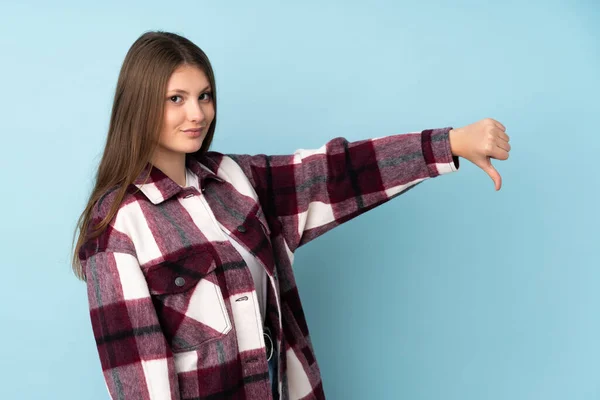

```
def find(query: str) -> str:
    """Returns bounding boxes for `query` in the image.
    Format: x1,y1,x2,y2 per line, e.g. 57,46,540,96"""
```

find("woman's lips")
183,128,203,138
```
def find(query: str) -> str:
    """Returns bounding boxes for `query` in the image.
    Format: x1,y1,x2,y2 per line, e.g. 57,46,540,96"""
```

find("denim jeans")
268,349,279,399
265,326,279,399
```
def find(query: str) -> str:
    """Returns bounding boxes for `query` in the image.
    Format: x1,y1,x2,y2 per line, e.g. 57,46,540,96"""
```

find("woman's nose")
188,101,205,122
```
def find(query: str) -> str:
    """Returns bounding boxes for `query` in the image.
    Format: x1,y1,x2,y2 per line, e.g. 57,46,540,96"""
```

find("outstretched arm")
228,126,460,252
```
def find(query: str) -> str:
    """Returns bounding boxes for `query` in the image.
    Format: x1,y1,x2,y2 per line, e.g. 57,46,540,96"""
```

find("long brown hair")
71,31,218,280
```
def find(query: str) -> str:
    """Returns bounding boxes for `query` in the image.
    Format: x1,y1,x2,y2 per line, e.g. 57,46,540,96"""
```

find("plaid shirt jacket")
79,127,459,400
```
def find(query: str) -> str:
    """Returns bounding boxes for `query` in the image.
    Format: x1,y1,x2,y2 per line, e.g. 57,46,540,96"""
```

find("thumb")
476,157,502,191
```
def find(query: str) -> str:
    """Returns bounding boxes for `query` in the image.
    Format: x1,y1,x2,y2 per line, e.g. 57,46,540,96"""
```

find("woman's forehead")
167,65,210,91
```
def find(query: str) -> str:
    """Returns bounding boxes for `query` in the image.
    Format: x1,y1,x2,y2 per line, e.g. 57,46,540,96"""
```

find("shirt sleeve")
227,127,459,252
84,251,180,399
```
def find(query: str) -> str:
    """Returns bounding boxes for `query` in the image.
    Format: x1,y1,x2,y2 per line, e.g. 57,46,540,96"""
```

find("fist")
449,118,511,191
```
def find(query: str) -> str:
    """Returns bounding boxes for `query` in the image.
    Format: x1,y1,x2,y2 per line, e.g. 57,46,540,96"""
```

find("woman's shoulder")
88,184,142,238
80,186,138,261
92,185,130,220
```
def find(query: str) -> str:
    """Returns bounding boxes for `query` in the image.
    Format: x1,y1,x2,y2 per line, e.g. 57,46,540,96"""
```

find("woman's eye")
169,93,211,103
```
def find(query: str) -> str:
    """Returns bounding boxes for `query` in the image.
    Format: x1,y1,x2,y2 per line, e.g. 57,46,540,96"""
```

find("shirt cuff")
421,127,460,177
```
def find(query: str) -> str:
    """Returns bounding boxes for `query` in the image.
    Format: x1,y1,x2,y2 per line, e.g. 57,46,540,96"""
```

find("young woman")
72,31,511,400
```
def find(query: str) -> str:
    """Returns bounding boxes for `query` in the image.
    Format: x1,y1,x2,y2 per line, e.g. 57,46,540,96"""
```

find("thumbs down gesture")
449,118,511,191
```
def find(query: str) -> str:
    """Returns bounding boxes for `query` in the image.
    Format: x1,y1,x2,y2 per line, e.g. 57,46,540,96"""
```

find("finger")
488,119,506,132
491,146,510,160
474,157,502,191
496,140,511,153
496,130,510,142
483,161,502,191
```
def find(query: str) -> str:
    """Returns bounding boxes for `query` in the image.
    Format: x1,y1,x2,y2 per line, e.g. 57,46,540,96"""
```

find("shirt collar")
132,154,224,205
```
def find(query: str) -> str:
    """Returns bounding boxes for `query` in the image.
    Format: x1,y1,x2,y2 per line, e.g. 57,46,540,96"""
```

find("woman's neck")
150,150,187,187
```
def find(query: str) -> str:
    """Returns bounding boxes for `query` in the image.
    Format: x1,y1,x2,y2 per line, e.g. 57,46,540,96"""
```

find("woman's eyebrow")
168,86,212,94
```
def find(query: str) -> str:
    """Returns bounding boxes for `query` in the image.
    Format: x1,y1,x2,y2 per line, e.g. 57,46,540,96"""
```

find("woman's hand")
449,118,511,191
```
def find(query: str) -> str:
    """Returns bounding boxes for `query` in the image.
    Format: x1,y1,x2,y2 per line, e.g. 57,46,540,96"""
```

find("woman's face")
154,64,215,161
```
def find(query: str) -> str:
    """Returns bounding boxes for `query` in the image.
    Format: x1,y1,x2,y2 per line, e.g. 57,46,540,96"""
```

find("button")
184,193,194,198
201,187,206,193
174,277,185,287
237,225,247,233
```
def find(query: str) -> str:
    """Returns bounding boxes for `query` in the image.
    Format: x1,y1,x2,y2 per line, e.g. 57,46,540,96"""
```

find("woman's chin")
182,139,204,153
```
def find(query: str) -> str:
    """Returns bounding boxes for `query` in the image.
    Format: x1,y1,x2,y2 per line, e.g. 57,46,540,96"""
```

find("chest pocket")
145,250,232,353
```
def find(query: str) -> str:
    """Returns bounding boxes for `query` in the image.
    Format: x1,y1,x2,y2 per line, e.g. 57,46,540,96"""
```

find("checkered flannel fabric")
80,128,459,399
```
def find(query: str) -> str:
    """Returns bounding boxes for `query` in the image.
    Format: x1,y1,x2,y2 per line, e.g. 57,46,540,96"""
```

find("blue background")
1,1,598,399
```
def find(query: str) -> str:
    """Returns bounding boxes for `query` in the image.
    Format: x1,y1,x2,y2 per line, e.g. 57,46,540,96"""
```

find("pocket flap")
146,251,216,295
